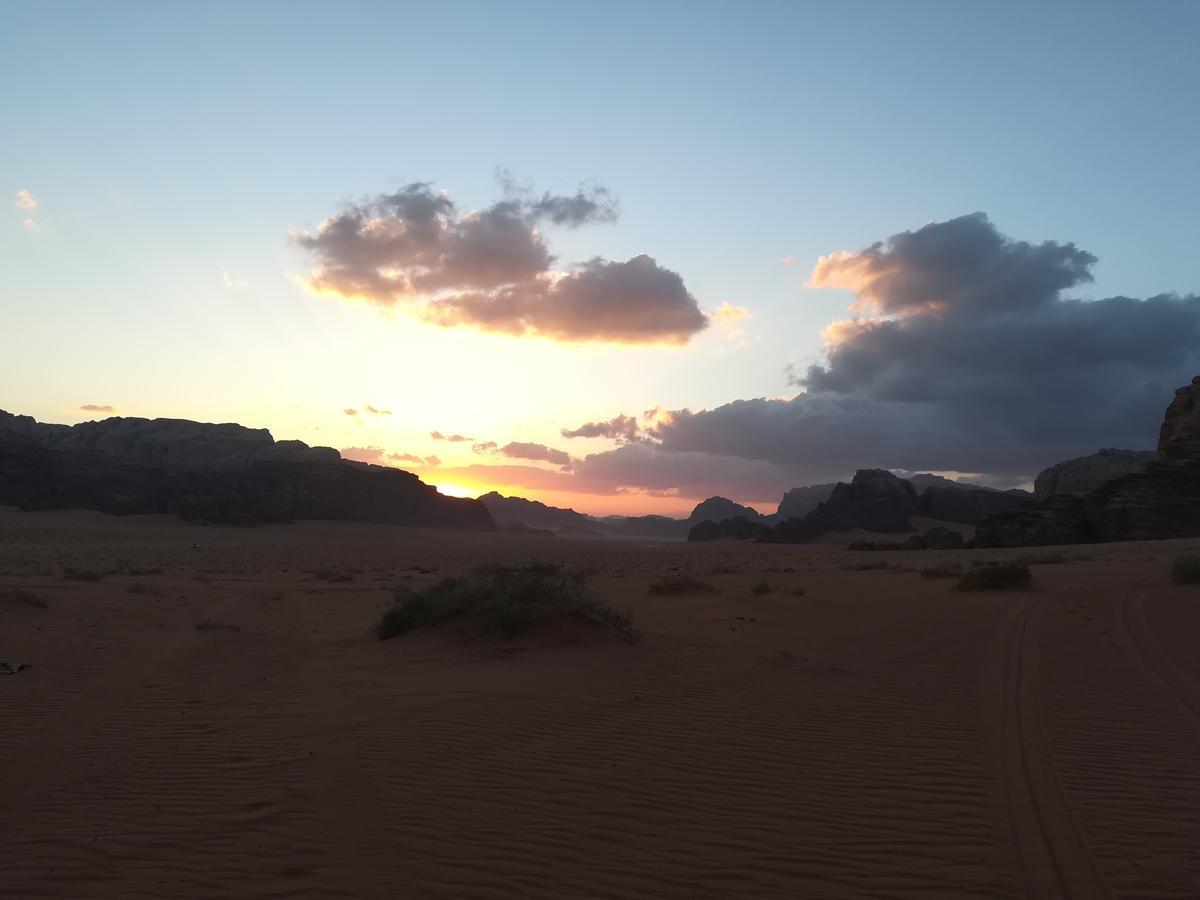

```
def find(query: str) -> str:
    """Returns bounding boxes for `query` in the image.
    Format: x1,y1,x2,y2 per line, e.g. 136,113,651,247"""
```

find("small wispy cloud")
222,271,248,290
364,404,392,415
22,219,40,232
13,189,38,210
431,430,473,442
79,404,117,414
344,408,359,416
781,255,798,265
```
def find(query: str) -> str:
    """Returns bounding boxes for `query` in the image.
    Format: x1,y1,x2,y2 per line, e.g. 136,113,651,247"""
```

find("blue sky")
3,1,1198,515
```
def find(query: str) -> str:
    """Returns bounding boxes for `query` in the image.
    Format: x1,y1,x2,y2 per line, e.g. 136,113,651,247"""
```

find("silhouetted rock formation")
600,515,691,539
918,485,1028,524
769,483,837,522
805,469,921,534
687,515,772,542
687,496,763,525
1033,449,1155,500
1158,376,1200,460
0,411,493,529
976,376,1200,547
479,491,595,532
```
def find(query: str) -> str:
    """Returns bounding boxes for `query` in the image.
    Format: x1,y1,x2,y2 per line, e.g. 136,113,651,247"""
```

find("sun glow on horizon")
434,482,476,499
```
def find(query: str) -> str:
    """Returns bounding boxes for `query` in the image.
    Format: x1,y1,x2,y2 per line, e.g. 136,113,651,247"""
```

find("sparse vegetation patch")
1,589,49,609
1169,556,1200,585
920,563,962,579
377,567,634,641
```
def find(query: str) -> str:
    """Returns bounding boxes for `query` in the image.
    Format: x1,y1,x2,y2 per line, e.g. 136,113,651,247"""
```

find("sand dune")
3,507,1199,898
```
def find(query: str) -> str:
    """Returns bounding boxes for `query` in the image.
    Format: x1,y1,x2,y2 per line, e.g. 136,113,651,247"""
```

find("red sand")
2,507,1199,898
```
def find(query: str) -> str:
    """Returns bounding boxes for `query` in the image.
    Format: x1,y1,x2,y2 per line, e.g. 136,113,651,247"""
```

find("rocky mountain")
478,491,595,531
0,411,493,529
1033,448,1156,500
976,376,1200,547
918,485,1028,524
769,484,837,522
687,496,763,524
688,515,771,542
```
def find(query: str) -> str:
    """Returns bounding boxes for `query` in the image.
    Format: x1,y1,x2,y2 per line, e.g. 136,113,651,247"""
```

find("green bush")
1170,556,1200,584
648,574,716,595
377,567,634,641
956,562,1033,591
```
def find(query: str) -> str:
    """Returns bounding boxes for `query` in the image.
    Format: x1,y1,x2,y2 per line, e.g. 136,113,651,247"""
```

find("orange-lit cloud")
344,408,359,416
364,404,391,415
79,404,117,413
13,189,38,210
431,430,473,442
293,178,709,345
500,441,572,467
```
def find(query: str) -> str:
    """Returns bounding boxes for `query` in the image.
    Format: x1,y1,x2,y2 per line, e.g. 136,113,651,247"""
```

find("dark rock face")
600,515,691,539
977,375,1200,547
918,485,1028,524
770,483,837,522
807,469,920,534
1033,449,1156,500
687,515,771,542
0,410,493,529
1159,376,1200,460
687,496,763,525
479,491,595,532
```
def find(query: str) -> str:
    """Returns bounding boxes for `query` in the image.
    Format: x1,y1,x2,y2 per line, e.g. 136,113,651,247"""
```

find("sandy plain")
2,506,1200,899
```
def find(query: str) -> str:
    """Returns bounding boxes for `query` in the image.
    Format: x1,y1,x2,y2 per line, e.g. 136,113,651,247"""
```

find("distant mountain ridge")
0,410,493,529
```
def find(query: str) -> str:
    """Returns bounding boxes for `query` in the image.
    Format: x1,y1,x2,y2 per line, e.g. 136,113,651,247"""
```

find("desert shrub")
956,562,1033,591
708,564,740,575
1,588,49,609
1169,556,1200,585
648,574,716,595
920,563,962,579
377,567,634,641
751,581,771,596
127,565,164,576
62,568,103,582
472,560,561,577
126,581,157,595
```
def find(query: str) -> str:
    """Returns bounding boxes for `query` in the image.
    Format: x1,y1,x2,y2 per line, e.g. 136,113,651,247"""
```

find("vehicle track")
1000,597,1111,900
1120,588,1200,725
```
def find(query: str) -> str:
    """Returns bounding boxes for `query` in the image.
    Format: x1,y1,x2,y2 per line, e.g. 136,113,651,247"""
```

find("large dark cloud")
582,214,1200,489
294,178,707,345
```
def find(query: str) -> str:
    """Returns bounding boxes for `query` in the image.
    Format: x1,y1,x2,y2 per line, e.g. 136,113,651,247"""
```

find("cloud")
222,271,248,290
431,430,473,442
293,178,708,345
344,408,359,416
712,302,750,322
364,404,392,415
342,446,441,468
13,189,38,210
561,413,641,442
500,441,572,467
639,213,1200,481
472,440,498,454
22,218,40,232
79,404,116,414
781,256,798,265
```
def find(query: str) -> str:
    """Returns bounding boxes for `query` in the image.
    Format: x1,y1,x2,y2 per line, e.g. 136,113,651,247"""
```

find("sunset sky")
4,2,1199,516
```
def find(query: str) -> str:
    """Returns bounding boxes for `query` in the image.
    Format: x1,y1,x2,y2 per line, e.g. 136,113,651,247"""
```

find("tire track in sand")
1000,597,1111,900
1120,588,1200,725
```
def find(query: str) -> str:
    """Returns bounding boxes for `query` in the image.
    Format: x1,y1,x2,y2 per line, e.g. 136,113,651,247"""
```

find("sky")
3,1,1199,517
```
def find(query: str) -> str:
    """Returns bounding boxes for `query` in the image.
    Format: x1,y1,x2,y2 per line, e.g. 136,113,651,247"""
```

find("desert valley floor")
2,507,1200,899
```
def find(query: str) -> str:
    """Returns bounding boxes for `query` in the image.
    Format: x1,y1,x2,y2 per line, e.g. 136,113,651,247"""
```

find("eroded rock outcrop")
0,410,493,529
976,376,1200,547
1033,448,1155,500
